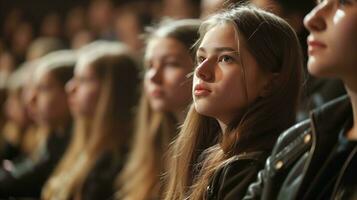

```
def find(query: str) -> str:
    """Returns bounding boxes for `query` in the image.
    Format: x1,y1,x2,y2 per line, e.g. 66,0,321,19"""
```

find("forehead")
34,68,57,86
75,57,94,76
199,23,239,51
33,66,50,83
145,37,188,60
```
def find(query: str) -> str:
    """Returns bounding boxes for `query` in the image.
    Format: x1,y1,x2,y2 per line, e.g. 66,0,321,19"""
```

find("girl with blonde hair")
0,50,75,197
116,19,201,200
42,41,140,200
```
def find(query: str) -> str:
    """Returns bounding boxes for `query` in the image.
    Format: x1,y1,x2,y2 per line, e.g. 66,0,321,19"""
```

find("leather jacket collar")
297,95,352,199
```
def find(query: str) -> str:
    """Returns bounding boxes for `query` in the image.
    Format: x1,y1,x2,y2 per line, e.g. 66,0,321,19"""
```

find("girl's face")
144,37,193,114
5,92,27,126
304,0,357,82
193,23,271,125
66,63,101,117
33,70,70,127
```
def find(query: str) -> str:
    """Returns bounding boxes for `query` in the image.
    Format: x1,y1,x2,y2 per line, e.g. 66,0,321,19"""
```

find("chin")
194,103,214,117
150,103,167,112
307,60,336,78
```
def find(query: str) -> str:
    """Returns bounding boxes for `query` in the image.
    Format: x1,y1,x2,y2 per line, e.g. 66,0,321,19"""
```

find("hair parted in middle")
164,5,303,200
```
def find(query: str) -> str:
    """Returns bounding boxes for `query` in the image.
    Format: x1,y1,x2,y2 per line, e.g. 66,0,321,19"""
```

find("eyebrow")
197,47,238,54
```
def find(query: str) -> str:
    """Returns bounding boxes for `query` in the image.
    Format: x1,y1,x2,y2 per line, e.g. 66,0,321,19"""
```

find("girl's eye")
196,56,205,64
219,55,234,64
164,61,180,68
337,0,353,6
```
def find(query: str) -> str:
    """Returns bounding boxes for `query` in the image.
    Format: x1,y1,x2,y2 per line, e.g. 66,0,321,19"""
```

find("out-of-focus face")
193,23,271,124
304,0,357,82
144,37,194,114
5,91,27,126
33,70,70,127
66,63,101,118
200,0,225,19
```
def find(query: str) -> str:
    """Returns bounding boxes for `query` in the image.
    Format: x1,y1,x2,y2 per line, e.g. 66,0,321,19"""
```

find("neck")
218,120,228,133
345,81,357,140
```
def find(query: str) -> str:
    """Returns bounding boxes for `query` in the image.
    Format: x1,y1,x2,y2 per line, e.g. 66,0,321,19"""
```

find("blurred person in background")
1,8,24,45
64,6,88,42
42,41,140,200
10,21,34,64
70,30,95,50
161,0,201,19
116,19,200,200
113,4,146,55
26,37,65,61
1,37,68,162
87,0,115,39
1,62,39,161
200,0,226,18
0,50,16,86
0,50,75,198
40,12,63,38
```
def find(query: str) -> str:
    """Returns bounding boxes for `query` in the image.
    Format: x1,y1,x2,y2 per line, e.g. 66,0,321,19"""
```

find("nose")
304,2,328,32
146,65,163,84
27,88,37,109
65,78,77,95
195,59,213,82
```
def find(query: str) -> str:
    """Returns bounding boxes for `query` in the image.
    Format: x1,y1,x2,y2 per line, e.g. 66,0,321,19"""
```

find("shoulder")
208,152,269,200
266,119,312,175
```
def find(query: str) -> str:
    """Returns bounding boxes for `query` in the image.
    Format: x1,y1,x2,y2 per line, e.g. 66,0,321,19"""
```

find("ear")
260,73,279,97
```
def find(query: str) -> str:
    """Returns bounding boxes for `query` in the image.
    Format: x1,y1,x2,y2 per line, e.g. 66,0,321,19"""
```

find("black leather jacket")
205,151,269,200
244,95,356,200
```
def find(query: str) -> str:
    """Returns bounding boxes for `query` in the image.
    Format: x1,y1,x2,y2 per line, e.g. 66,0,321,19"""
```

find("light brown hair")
42,43,140,200
116,19,201,200
165,5,303,199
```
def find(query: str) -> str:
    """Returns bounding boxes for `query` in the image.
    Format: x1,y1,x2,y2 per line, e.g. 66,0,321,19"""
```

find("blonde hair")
165,6,303,199
42,42,140,200
116,19,201,200
2,51,75,160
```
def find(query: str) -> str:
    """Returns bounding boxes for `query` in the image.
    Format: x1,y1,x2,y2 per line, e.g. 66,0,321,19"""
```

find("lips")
307,36,327,55
194,83,211,96
149,88,164,98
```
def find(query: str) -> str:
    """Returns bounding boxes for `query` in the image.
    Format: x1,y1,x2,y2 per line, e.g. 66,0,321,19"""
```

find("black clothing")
80,152,125,200
0,128,71,198
244,95,357,200
205,151,269,200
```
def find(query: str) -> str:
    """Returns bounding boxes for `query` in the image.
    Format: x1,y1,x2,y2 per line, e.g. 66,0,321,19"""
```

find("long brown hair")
165,5,303,199
42,42,140,200
116,19,201,200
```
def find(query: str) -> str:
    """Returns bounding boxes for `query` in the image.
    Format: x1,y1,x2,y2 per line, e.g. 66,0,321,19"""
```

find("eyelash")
196,55,236,65
218,55,234,63
196,56,205,65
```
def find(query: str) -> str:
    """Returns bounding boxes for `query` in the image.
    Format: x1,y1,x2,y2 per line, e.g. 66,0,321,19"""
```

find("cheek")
143,77,151,95
38,93,64,117
164,70,189,90
165,70,192,102
335,19,357,63
79,87,100,113
309,17,357,77
220,77,246,106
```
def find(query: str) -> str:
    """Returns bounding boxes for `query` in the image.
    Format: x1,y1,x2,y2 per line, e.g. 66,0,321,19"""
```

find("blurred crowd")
0,0,354,199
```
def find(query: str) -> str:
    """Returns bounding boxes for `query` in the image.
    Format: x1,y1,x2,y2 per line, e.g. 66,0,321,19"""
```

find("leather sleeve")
243,158,271,200
207,152,268,200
